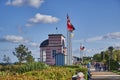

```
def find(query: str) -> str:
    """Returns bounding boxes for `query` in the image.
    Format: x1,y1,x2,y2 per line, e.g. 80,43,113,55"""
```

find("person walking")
72,72,85,80
77,72,85,80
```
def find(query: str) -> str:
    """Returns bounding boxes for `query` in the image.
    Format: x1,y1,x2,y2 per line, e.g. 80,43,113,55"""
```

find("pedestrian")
96,62,100,71
87,62,91,69
87,69,92,80
72,75,77,80
94,63,97,71
103,63,107,71
76,72,85,80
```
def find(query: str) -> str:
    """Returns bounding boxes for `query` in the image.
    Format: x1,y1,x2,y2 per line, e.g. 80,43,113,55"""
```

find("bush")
111,60,119,70
0,65,11,72
16,62,49,73
107,59,119,70
0,65,88,80
24,66,78,80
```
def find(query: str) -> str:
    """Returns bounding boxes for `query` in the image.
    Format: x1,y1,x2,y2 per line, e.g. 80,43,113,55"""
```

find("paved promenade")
91,71,120,80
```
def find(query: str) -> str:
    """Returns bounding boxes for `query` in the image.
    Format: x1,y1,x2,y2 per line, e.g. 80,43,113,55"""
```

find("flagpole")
80,43,81,62
79,47,81,62
80,49,83,63
67,30,72,65
70,31,72,65
80,43,84,63
66,14,75,65
82,51,83,63
67,30,69,65
80,50,83,63
80,43,82,63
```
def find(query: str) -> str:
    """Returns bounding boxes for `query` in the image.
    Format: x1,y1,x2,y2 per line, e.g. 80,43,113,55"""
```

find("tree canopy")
93,46,120,70
13,44,34,63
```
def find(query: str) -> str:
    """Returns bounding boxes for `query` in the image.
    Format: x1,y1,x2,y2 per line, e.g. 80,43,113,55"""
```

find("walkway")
91,71,120,80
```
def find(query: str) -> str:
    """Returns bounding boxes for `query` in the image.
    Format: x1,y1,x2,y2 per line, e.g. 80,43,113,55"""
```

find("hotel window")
62,40,65,47
52,50,56,58
42,51,46,62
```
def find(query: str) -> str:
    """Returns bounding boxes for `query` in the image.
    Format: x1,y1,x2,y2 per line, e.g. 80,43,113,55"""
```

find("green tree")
108,46,114,59
108,46,114,71
114,50,120,62
117,53,120,62
93,46,120,71
13,44,33,63
104,51,109,61
3,54,11,64
93,53,101,62
26,55,35,63
100,51,104,60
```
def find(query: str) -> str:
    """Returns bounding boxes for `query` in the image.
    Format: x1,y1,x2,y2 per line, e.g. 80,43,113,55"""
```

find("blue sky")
0,0,120,62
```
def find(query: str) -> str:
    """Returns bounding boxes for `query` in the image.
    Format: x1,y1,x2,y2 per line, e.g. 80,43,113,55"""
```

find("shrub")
24,66,76,80
0,65,88,80
107,59,119,70
110,60,119,70
16,62,49,73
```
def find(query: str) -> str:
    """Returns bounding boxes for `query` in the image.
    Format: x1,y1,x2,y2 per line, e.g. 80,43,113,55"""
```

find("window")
52,50,56,58
62,40,65,47
42,51,46,62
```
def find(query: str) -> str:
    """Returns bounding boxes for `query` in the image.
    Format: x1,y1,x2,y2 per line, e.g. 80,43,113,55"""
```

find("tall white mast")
67,31,72,65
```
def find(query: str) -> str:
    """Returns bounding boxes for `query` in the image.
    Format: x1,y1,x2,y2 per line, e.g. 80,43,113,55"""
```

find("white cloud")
6,0,44,8
73,48,95,57
75,32,120,43
29,13,59,23
25,23,33,27
6,0,25,6
103,32,120,39
114,43,120,47
5,35,28,43
5,0,11,5
86,49,93,53
0,35,28,43
31,49,40,61
26,13,59,27
86,36,103,42
29,42,39,47
28,0,44,8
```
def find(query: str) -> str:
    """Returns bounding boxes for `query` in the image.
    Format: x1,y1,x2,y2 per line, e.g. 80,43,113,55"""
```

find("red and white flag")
80,45,85,51
67,14,75,32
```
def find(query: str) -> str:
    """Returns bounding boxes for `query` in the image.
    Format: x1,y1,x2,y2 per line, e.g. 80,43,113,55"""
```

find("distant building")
40,34,67,65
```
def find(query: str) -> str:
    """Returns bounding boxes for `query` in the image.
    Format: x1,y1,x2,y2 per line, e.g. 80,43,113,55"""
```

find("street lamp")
108,46,114,71
109,54,110,71
108,50,112,71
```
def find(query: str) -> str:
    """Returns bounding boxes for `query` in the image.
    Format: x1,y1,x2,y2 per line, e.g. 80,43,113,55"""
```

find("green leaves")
13,44,34,63
17,62,49,73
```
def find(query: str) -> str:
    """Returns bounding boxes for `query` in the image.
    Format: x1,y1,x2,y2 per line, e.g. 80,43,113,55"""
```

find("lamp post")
108,46,113,71
108,53,110,71
108,50,112,71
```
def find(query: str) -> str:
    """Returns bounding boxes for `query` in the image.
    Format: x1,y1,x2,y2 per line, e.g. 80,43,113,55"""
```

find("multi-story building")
40,34,67,65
